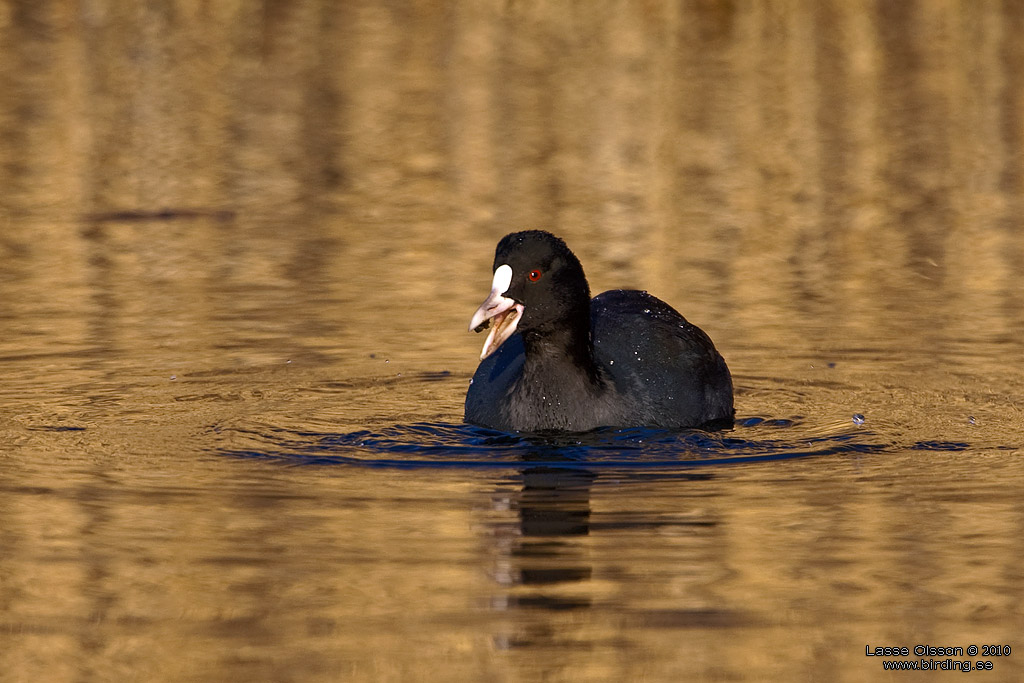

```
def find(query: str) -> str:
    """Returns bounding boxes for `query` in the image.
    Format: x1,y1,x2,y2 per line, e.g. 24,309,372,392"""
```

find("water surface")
2,2,1023,681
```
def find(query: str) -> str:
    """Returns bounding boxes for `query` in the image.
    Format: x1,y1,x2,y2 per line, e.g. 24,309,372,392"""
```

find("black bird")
465,230,734,432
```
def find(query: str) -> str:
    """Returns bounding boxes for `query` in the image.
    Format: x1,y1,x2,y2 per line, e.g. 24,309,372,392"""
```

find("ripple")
216,416,894,470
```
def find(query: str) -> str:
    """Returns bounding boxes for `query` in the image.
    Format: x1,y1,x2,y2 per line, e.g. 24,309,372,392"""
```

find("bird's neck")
508,327,615,432
520,323,602,388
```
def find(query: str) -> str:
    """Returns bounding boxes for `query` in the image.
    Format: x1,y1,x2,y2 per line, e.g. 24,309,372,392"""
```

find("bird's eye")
528,269,542,282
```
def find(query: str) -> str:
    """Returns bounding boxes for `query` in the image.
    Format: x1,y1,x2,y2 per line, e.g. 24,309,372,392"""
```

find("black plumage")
466,230,733,432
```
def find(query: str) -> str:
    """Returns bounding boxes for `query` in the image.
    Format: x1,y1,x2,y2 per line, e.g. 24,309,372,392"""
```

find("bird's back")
590,290,734,429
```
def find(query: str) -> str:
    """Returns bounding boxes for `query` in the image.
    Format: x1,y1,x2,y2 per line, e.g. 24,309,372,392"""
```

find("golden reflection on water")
1,2,1024,681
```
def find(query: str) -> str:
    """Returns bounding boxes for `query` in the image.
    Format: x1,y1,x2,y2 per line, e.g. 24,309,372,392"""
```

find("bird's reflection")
488,453,597,648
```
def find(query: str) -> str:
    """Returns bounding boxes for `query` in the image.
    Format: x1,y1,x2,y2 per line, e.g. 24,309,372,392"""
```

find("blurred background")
3,1,1022,360
1,2,1023,682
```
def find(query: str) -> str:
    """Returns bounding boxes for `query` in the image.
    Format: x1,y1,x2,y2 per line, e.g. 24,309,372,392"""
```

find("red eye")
528,269,542,282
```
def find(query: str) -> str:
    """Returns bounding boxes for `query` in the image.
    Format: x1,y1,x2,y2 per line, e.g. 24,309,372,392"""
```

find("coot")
465,230,734,432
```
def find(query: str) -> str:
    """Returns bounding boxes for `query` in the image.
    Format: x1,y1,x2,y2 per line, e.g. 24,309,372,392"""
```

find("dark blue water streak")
216,417,900,470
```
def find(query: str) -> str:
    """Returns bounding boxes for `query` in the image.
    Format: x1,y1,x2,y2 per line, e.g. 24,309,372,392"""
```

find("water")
3,2,1024,681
